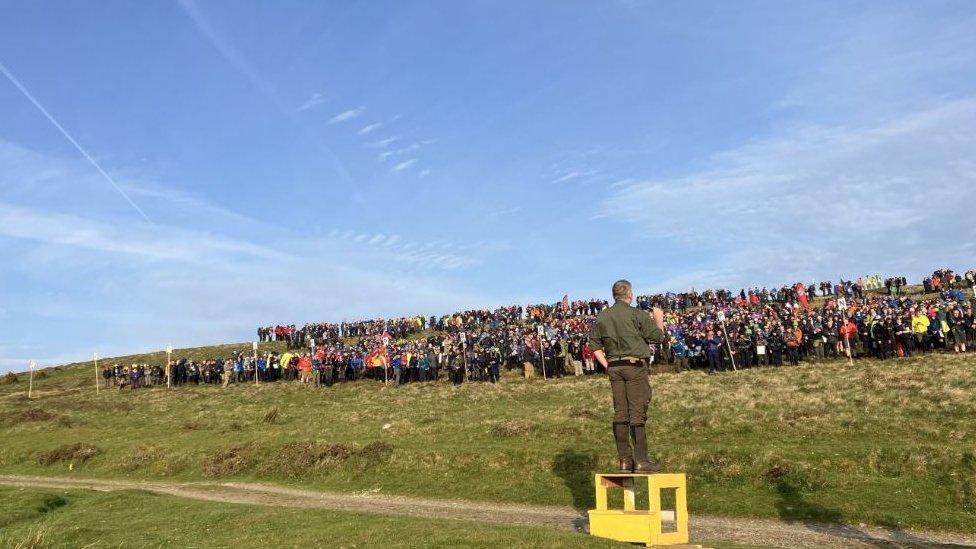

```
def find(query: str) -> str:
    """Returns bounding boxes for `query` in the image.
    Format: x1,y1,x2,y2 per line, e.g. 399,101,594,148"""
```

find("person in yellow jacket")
280,352,294,381
911,312,930,352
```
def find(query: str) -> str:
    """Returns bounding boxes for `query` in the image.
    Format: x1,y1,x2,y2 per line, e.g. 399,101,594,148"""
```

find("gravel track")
1,474,973,547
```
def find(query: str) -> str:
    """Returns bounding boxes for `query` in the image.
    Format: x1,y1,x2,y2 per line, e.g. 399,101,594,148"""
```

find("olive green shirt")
588,300,665,360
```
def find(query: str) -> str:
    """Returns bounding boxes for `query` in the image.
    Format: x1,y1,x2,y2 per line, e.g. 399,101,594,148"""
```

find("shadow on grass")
552,448,599,532
775,481,967,548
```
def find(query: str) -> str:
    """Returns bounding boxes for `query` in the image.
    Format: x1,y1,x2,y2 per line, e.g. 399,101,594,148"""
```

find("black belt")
607,358,647,367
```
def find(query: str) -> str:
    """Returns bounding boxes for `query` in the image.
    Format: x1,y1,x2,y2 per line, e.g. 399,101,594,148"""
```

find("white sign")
459,332,467,344
536,325,544,336
252,341,258,351
382,336,389,347
166,345,173,354
28,360,36,399
717,311,726,322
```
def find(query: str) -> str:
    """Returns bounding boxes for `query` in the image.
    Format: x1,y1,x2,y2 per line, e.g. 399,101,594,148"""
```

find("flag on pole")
561,294,569,311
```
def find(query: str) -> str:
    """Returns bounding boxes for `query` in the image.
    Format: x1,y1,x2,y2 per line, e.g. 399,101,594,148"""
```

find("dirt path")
1,474,973,548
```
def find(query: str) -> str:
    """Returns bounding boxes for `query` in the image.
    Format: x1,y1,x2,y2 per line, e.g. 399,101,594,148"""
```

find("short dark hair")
612,279,632,301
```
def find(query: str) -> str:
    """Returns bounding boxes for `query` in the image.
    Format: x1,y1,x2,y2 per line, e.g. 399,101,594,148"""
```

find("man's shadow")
774,480,843,523
552,448,599,531
775,481,966,548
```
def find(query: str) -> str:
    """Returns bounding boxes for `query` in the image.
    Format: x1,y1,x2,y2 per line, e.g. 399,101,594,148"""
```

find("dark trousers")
706,351,723,373
915,334,927,353
899,334,913,357
608,364,651,425
787,346,800,365
825,340,838,358
739,348,754,368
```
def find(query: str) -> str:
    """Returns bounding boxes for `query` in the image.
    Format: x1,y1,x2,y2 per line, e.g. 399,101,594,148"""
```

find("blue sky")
2,1,975,370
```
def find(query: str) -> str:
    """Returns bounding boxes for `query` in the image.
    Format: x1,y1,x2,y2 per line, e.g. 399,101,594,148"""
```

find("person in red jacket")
582,342,596,374
840,320,858,358
297,354,312,384
785,323,803,365
796,282,812,312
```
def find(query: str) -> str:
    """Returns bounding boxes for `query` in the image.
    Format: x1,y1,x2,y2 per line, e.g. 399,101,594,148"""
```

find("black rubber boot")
631,424,661,473
613,422,633,471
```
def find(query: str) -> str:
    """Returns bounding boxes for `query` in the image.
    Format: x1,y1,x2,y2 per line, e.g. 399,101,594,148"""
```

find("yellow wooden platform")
587,472,689,547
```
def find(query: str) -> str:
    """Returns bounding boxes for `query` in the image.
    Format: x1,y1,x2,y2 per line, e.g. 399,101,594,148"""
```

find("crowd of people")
103,268,976,391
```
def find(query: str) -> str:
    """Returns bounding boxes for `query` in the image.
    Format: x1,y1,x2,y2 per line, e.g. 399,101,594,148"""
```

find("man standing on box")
588,279,667,473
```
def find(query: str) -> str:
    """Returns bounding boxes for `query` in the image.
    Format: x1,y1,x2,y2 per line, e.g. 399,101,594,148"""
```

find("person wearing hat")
588,279,666,473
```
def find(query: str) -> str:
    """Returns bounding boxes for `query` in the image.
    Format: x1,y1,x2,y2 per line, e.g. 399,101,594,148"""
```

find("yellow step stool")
588,473,689,547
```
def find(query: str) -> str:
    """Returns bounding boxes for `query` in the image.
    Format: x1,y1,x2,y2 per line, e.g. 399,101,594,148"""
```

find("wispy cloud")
552,169,599,184
608,178,635,189
775,11,976,119
392,158,417,172
297,92,327,111
602,98,976,285
418,169,431,178
329,107,365,124
358,122,382,135
366,136,399,148
0,201,287,264
378,142,421,161
326,229,483,271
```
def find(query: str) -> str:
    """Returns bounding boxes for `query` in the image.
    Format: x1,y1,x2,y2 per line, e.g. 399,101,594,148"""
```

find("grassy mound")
0,488,617,548
1,348,974,533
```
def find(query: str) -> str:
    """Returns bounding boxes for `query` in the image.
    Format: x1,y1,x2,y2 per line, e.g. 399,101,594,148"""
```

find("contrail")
0,61,153,224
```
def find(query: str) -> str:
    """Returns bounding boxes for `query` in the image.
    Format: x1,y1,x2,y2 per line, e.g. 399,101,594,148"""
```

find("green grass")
0,488,620,548
2,346,975,535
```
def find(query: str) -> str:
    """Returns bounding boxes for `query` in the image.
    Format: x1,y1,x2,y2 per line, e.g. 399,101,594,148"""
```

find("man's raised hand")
651,307,666,332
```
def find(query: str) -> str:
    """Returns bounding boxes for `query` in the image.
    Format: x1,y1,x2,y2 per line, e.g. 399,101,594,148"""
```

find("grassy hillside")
1,347,975,534
0,488,621,549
